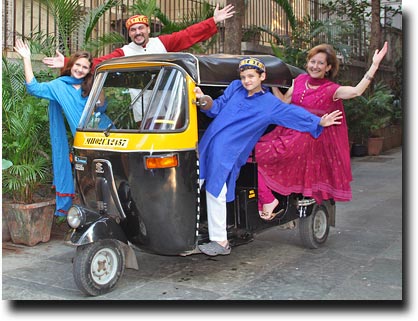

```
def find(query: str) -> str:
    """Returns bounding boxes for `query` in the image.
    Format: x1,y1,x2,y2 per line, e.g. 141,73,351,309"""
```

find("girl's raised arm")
14,39,35,83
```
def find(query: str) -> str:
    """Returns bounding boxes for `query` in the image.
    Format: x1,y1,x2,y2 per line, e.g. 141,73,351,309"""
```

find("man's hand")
14,39,31,59
213,3,235,23
319,110,343,127
42,49,65,68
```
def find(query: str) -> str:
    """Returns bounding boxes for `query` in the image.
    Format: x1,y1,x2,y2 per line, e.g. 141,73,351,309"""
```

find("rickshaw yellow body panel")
73,129,197,152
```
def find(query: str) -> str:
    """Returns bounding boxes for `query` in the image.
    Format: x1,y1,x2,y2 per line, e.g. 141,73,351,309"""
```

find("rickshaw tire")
73,239,126,296
298,204,329,249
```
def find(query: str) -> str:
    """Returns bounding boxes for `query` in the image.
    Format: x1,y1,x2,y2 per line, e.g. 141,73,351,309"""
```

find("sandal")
261,208,285,221
259,198,284,221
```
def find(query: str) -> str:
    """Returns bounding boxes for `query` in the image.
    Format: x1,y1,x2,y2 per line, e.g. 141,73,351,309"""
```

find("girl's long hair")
60,51,94,97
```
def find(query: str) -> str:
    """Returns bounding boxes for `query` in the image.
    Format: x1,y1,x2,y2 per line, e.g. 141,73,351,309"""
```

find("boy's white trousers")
200,180,227,241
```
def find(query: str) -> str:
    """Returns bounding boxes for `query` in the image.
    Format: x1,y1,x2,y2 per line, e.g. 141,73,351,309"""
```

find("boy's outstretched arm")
319,110,343,127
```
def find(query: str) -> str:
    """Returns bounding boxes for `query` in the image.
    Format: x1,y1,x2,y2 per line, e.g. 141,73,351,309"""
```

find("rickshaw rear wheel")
299,204,329,249
73,239,125,296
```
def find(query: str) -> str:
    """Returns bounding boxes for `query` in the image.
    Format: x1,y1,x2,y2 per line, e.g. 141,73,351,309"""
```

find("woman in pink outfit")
256,42,388,220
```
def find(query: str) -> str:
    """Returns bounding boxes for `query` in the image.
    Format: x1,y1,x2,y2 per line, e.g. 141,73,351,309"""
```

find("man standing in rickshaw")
40,2,236,216
42,3,236,69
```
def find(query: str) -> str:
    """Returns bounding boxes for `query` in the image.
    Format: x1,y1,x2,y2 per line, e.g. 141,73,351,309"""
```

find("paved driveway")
2,148,402,301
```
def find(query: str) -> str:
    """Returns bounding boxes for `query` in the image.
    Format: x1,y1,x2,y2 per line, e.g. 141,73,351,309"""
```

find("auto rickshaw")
65,53,336,296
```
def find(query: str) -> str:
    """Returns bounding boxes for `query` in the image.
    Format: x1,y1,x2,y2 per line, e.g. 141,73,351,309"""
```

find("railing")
4,0,298,55
3,0,400,65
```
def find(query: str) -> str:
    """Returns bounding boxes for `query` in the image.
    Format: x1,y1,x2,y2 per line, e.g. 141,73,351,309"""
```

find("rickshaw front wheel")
298,204,329,249
73,239,126,296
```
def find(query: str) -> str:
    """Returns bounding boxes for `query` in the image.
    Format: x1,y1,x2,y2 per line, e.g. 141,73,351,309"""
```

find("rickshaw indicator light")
145,154,179,169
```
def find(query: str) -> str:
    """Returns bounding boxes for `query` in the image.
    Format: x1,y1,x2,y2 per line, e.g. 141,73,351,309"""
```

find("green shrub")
2,57,53,203
345,81,395,143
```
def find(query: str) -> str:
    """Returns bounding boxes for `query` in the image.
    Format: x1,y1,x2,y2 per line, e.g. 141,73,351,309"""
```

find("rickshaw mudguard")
65,217,139,270
66,216,128,246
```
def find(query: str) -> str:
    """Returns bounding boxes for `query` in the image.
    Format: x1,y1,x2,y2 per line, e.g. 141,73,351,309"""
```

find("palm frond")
2,57,26,112
156,1,213,35
3,158,51,203
130,0,159,18
272,0,296,30
26,31,58,57
83,0,120,42
37,0,84,55
2,99,52,203
82,32,126,55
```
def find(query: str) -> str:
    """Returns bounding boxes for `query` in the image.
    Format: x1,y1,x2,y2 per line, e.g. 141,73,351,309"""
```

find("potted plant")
346,82,394,156
2,56,55,246
345,96,369,157
366,82,394,155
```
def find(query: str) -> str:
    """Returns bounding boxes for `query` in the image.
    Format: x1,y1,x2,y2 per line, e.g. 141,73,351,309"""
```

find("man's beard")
133,35,146,46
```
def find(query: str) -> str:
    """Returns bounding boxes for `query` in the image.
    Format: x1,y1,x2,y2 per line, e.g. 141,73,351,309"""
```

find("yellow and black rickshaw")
66,53,336,296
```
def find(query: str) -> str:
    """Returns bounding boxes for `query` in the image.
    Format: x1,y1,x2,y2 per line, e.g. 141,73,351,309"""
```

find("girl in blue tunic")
14,39,109,219
194,57,343,256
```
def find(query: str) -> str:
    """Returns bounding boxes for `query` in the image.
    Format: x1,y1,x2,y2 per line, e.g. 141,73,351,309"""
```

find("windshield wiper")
128,74,156,110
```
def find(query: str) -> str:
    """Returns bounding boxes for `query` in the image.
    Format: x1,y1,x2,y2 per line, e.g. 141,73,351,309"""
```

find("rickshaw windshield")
83,66,187,132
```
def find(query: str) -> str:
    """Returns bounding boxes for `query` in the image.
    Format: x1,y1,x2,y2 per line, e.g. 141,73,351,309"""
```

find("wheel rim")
313,209,327,240
90,247,119,285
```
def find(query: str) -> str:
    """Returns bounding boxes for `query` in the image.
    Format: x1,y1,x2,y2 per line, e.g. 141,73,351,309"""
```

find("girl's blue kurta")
198,79,324,202
26,76,85,216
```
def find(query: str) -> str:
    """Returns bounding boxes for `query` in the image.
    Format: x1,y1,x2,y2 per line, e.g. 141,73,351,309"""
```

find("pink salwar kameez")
255,74,353,205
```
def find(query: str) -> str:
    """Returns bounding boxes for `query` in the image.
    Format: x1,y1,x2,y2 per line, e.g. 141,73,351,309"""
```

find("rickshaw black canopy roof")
95,53,304,88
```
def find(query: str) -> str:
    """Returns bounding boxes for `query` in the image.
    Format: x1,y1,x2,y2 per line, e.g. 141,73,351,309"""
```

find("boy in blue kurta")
195,57,343,256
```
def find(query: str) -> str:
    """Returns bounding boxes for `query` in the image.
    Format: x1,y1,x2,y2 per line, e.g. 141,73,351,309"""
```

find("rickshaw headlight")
67,205,85,228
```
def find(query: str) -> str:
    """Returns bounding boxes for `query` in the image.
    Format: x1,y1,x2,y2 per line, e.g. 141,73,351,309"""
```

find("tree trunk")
369,0,382,65
224,0,245,54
